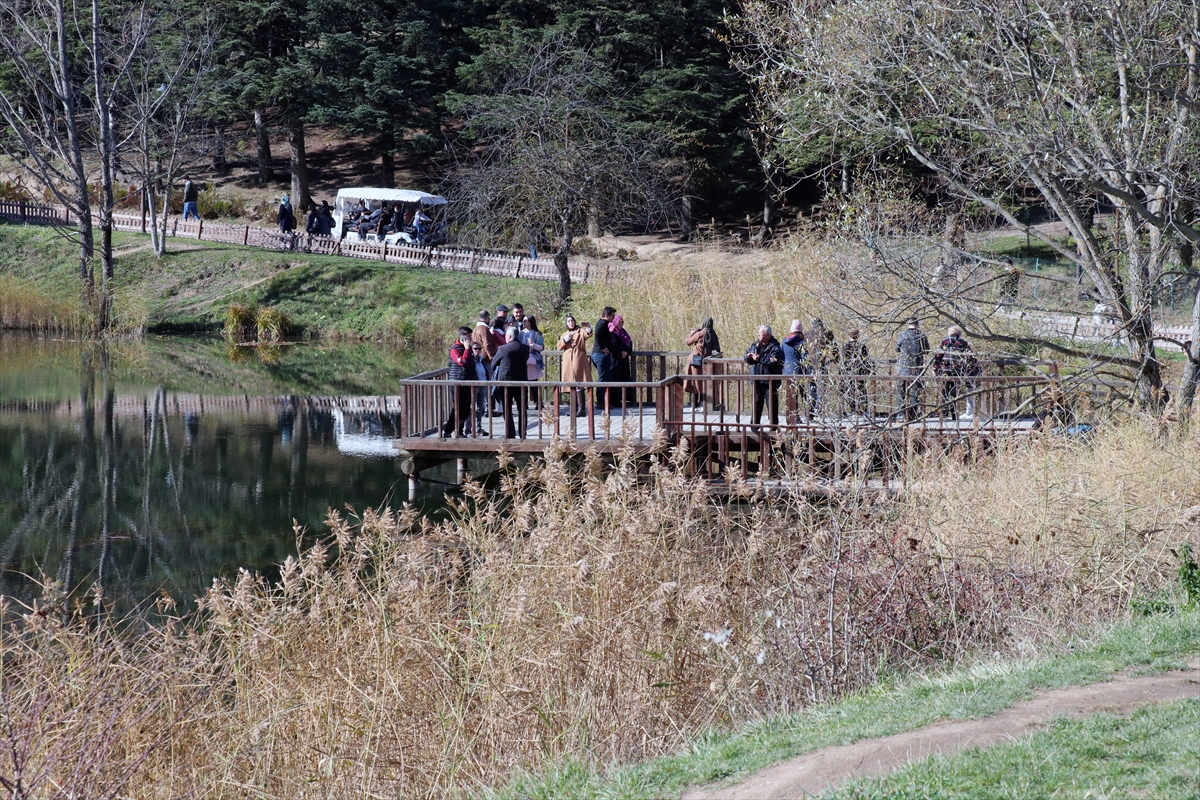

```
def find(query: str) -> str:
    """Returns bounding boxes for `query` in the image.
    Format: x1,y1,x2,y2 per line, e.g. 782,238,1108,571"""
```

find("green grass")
0,223,559,344
475,611,1200,800
830,700,1200,799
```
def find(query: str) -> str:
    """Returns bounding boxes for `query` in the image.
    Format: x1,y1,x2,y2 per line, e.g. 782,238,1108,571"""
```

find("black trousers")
496,386,527,438
897,378,923,421
753,379,779,426
443,385,473,437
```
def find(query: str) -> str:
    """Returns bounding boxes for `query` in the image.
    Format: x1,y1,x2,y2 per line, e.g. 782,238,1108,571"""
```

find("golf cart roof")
335,187,447,206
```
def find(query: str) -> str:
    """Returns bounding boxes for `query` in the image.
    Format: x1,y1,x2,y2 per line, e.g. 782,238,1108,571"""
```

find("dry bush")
579,238,854,353
4,423,1196,797
0,276,82,333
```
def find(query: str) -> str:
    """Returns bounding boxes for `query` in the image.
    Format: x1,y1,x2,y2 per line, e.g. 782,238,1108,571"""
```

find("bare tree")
0,0,99,306
120,13,217,257
442,37,682,305
738,0,1199,410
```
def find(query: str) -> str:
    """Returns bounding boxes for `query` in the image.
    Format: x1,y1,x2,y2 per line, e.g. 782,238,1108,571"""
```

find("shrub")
223,302,257,341
255,306,292,343
198,186,247,220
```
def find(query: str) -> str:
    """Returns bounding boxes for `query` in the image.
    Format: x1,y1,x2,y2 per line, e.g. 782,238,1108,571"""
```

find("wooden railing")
0,200,604,284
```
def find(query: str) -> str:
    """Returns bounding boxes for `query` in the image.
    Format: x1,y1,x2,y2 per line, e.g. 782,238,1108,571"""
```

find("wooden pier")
395,351,1060,497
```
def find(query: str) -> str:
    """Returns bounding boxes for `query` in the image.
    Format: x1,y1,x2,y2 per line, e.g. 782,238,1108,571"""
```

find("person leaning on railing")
442,327,476,438
933,325,979,419
684,317,721,409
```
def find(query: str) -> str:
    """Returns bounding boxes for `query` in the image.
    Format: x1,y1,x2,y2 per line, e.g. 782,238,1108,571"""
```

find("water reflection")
0,336,452,612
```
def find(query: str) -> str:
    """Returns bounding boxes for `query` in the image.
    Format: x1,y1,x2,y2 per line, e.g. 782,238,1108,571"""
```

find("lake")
0,334,459,614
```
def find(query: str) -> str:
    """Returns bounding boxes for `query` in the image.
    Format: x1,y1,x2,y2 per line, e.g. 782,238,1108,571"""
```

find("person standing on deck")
472,310,498,423
558,315,592,415
492,327,530,438
933,325,979,419
781,320,809,421
591,307,617,411
442,327,476,438
841,329,873,415
745,324,784,426
895,317,930,421
610,314,635,406
684,317,722,409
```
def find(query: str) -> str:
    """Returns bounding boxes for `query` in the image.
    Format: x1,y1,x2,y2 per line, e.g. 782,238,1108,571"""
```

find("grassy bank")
0,223,558,345
2,421,1198,798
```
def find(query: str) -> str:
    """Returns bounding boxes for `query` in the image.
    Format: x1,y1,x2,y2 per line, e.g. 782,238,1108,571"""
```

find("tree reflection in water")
0,340,447,614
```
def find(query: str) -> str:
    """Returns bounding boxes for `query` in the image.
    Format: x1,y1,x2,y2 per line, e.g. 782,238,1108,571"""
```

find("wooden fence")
0,200,606,285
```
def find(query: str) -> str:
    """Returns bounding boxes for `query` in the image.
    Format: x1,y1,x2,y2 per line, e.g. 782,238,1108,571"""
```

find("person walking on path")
277,196,296,233
684,317,722,409
182,176,200,221
895,317,930,421
557,315,593,415
841,329,873,415
781,319,809,421
745,324,784,426
492,327,530,438
610,314,635,405
442,327,476,438
591,307,617,411
934,325,979,419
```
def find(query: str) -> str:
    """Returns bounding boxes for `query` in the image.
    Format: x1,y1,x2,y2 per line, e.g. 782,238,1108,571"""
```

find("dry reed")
1,424,1197,797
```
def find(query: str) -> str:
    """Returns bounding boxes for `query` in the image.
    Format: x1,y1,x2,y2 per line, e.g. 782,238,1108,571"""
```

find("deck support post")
456,458,468,484
408,472,419,502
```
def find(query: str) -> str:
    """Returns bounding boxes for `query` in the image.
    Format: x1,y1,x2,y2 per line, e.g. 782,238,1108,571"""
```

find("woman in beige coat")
557,314,592,415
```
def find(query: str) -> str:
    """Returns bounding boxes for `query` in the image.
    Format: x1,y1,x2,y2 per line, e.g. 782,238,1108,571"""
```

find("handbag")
690,354,704,369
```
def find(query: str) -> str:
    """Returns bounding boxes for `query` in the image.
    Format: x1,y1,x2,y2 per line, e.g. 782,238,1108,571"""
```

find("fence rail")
0,200,602,284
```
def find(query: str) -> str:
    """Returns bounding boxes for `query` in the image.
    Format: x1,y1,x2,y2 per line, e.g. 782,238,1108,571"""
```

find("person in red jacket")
443,327,476,438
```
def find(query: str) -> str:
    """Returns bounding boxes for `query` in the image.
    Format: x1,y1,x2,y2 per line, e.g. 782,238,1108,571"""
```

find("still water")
0,334,453,612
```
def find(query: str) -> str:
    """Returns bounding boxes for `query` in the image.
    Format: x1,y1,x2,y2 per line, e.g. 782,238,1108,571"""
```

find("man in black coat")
745,324,784,426
491,327,530,438
590,306,616,409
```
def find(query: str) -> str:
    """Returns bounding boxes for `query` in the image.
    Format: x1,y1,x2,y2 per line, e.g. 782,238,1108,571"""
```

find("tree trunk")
212,124,228,173
933,212,964,287
1176,271,1200,419
288,115,313,211
554,225,573,307
380,127,395,188
254,107,273,184
752,188,775,245
840,158,851,195
1182,201,1195,273
681,193,694,240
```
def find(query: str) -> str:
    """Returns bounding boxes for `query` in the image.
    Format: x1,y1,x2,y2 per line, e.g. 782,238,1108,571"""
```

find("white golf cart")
332,187,448,246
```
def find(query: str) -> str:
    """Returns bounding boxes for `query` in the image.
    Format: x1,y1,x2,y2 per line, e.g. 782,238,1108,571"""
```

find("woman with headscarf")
684,317,722,409
557,314,592,415
610,314,635,405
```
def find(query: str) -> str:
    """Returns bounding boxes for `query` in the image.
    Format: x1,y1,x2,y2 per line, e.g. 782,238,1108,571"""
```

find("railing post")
514,255,523,279
197,218,204,240
381,240,387,261
19,200,26,224
243,225,250,245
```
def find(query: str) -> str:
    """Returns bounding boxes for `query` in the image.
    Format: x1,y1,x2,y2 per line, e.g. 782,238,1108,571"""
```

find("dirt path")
683,661,1200,800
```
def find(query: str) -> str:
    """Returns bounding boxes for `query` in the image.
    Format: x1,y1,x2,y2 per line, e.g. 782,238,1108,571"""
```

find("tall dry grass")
1,425,1197,797
578,238,854,353
0,276,83,333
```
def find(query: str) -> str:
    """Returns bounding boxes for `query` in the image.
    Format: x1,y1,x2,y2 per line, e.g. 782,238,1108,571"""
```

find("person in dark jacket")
305,205,321,235
894,317,930,421
277,196,296,233
442,327,476,438
182,175,200,221
781,320,808,422
933,325,979,419
491,327,530,438
745,324,784,426
317,201,334,236
841,329,872,414
590,307,617,410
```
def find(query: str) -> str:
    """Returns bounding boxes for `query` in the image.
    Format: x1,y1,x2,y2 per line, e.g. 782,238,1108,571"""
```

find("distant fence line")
0,199,622,285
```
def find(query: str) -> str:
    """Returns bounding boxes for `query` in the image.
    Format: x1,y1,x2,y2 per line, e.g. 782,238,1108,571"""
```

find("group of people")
441,307,982,438
735,316,979,425
442,304,640,438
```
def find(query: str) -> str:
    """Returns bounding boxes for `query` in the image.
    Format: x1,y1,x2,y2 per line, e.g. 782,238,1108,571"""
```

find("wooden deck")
393,352,1060,494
